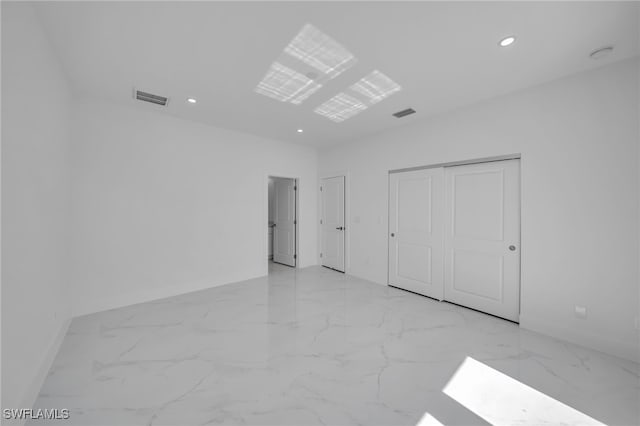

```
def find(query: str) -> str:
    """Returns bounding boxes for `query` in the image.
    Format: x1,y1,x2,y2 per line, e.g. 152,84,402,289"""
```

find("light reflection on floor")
441,357,605,425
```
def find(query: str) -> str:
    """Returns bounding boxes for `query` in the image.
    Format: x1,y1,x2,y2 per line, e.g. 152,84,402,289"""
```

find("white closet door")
321,176,345,272
273,178,296,267
444,159,520,322
389,168,444,300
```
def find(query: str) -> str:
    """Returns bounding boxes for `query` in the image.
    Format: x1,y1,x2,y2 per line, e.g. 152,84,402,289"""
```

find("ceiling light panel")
350,70,401,104
255,24,357,105
255,62,323,105
314,93,368,123
314,70,402,123
284,24,356,79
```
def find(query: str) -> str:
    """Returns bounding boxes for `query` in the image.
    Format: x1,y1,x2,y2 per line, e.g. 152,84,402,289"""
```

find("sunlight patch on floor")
415,412,446,426
441,357,605,426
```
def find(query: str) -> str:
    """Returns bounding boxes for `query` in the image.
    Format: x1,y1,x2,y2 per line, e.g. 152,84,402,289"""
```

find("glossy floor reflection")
32,264,639,425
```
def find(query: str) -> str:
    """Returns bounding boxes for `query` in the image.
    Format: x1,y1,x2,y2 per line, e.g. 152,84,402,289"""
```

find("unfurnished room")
1,1,639,425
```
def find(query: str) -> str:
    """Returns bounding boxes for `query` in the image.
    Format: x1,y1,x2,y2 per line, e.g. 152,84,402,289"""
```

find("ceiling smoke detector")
589,46,614,60
393,108,416,118
134,89,169,106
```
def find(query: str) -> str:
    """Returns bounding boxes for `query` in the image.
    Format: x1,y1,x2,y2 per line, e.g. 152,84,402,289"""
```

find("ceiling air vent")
134,89,169,106
393,108,416,118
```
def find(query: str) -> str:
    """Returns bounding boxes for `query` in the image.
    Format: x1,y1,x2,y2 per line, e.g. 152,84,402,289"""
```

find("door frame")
319,171,349,273
389,154,521,175
387,154,522,319
266,175,299,270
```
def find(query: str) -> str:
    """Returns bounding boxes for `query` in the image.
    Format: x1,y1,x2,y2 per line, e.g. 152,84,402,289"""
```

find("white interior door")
321,176,345,272
273,178,296,267
389,168,445,300
444,159,520,321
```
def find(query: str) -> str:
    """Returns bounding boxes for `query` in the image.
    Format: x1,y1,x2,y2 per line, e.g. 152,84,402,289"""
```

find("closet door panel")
444,159,521,322
389,168,444,300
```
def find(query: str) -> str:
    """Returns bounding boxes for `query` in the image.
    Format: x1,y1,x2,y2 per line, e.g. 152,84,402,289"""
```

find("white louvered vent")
392,108,416,118
134,89,169,106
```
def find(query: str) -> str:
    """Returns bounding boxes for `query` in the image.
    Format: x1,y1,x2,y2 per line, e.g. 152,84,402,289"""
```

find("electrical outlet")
634,317,640,331
574,305,587,319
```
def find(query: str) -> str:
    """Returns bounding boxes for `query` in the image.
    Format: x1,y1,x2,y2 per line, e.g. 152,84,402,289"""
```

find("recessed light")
187,98,197,104
590,46,614,60
297,129,304,133
499,36,516,47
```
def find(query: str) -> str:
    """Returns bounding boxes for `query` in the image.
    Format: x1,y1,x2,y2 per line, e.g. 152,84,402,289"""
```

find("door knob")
336,226,344,231
390,233,395,237
509,245,516,251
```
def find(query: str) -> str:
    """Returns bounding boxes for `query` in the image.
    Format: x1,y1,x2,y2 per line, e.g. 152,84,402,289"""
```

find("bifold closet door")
443,159,520,322
389,168,444,300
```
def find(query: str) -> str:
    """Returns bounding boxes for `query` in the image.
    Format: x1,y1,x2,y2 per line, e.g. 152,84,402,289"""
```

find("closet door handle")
336,226,344,231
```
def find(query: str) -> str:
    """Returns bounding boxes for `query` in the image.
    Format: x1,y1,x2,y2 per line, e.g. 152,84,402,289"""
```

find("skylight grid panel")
290,83,323,104
255,62,322,103
284,24,356,79
350,70,402,104
314,93,368,122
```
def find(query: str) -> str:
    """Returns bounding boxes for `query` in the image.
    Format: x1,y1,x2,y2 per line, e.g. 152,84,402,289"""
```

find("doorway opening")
268,176,298,271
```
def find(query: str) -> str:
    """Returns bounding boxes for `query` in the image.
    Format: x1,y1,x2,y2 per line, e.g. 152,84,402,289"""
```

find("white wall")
69,98,317,316
319,58,640,362
1,2,73,412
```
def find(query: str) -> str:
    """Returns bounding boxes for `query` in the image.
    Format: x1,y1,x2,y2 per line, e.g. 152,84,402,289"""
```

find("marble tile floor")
31,264,639,425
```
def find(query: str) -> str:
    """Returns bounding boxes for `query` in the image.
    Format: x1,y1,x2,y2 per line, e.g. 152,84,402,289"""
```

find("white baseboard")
519,314,640,364
72,272,265,318
4,317,72,426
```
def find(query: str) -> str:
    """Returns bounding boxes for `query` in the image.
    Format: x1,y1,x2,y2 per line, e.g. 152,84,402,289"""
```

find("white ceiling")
34,1,639,149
